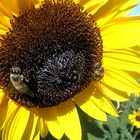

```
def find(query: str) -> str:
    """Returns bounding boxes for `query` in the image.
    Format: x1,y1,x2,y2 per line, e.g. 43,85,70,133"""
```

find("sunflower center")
0,1,103,108
136,115,140,121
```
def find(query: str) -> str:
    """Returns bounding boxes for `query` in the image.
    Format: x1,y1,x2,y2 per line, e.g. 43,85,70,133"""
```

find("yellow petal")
2,114,14,140
103,47,140,55
101,16,140,49
0,0,39,16
110,68,139,88
94,0,127,19
1,99,19,129
127,71,140,83
58,100,81,140
0,97,8,129
82,0,107,15
103,49,140,73
32,118,40,140
16,0,39,13
0,89,5,104
35,0,43,8
0,24,8,31
74,83,107,121
101,84,128,101
0,0,19,15
39,118,48,138
0,15,11,29
45,107,64,139
77,97,107,121
0,131,2,139
33,132,40,140
38,109,48,138
104,53,140,64
79,0,91,5
104,57,140,73
0,2,13,18
22,109,38,140
0,29,7,36
93,0,129,26
7,106,30,140
102,68,140,94
90,89,118,116
2,107,19,140
115,0,140,17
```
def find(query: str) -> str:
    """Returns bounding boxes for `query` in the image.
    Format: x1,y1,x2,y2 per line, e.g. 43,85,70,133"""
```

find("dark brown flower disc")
0,0,103,108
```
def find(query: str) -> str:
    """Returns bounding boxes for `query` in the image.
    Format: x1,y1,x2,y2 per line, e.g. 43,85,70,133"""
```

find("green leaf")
106,115,119,135
87,133,105,140
119,112,129,130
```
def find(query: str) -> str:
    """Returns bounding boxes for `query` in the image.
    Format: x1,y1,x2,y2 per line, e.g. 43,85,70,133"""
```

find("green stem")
133,130,140,140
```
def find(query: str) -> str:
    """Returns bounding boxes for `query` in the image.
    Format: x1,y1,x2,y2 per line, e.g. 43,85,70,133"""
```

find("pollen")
0,0,103,107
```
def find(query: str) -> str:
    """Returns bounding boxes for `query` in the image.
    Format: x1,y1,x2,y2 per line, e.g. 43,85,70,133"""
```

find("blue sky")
130,3,140,15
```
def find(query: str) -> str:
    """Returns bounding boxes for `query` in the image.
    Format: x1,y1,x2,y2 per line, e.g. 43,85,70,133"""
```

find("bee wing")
23,89,34,97
18,83,34,97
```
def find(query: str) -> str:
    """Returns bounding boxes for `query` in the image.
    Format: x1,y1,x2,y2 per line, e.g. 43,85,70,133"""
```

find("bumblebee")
10,67,34,97
93,63,104,81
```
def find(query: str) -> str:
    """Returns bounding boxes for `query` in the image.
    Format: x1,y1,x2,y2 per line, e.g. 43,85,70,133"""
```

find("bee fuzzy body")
93,63,104,81
10,67,34,97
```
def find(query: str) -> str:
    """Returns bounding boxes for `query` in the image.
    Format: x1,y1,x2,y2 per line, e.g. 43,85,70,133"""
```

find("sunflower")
128,111,140,129
0,0,140,140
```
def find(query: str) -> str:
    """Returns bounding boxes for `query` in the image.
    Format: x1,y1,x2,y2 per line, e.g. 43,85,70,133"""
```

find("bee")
93,63,104,81
10,67,34,97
